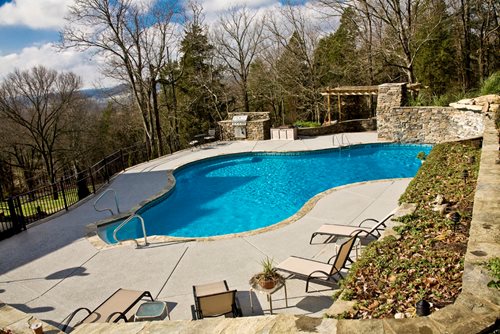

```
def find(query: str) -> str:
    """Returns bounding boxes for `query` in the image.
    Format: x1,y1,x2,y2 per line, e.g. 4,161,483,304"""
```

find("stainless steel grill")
232,115,248,139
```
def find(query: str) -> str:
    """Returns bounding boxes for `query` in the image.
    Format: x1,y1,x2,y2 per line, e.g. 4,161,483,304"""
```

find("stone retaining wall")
380,106,484,143
375,84,494,143
297,118,376,137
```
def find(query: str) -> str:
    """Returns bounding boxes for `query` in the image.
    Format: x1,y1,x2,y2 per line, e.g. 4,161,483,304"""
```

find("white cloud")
0,0,74,29
0,43,119,89
200,0,275,14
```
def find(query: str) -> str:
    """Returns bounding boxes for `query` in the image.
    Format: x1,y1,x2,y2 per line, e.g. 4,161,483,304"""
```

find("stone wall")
376,83,407,140
381,107,484,143
218,112,271,141
375,84,496,143
297,118,376,137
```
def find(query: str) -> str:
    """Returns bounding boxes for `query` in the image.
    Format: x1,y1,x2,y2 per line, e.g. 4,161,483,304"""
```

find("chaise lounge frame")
309,211,395,244
277,232,361,292
61,288,153,332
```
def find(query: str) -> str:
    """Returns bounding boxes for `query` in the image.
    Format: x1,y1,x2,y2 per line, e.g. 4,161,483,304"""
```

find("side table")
134,301,170,321
249,281,288,314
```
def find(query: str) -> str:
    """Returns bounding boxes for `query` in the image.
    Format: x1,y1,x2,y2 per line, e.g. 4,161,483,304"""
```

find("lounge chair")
277,233,360,292
62,289,153,332
309,210,396,244
191,280,242,320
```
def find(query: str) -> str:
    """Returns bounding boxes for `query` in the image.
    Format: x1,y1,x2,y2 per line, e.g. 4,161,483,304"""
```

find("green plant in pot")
250,257,284,289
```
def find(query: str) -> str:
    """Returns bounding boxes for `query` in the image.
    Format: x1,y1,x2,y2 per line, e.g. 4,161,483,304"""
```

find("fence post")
104,157,110,183
7,197,19,231
120,149,126,171
15,197,26,230
88,167,96,194
60,179,68,211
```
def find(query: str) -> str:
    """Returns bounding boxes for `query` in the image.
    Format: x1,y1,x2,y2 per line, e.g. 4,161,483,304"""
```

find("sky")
0,0,321,89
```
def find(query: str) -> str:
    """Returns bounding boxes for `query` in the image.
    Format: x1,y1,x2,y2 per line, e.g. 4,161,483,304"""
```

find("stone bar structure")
218,112,271,141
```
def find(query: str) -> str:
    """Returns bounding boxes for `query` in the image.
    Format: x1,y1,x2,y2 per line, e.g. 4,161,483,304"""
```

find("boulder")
475,94,500,105
489,104,499,113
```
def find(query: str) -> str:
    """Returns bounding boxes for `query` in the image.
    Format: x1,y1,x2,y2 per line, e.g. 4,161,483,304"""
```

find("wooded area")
0,0,498,197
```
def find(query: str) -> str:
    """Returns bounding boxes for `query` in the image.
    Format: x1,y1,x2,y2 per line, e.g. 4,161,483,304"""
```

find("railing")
113,214,148,247
93,189,120,216
0,142,149,241
332,133,351,148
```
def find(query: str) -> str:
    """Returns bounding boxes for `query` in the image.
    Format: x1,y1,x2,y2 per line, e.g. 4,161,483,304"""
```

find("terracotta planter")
259,279,276,289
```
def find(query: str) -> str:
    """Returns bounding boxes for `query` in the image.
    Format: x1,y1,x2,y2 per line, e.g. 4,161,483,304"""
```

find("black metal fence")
0,142,149,241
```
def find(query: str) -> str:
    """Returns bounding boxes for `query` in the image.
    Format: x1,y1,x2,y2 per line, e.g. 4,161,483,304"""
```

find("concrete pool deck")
0,132,413,329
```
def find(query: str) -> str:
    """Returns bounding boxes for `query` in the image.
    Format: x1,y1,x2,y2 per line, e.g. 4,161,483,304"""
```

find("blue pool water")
99,144,431,242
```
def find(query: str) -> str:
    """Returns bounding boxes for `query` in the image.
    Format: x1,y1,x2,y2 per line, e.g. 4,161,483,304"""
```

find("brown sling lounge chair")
309,210,396,244
277,233,361,292
62,289,153,332
191,280,242,320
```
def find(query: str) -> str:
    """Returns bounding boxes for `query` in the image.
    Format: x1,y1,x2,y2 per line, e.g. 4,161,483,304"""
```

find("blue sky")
0,0,317,88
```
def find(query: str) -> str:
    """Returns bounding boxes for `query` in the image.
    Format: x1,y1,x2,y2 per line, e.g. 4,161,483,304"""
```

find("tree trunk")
151,76,163,157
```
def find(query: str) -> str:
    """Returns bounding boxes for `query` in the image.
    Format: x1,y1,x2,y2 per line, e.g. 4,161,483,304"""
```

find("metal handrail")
113,214,148,247
93,189,120,216
332,133,351,148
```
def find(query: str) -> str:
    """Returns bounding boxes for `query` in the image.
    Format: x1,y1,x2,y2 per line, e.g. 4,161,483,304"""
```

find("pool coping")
86,142,432,249
86,177,416,250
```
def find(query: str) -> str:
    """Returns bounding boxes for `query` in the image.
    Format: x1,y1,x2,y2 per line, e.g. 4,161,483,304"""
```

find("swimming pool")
98,143,431,243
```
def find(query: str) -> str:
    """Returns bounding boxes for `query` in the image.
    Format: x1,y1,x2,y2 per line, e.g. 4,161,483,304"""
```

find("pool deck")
0,132,412,329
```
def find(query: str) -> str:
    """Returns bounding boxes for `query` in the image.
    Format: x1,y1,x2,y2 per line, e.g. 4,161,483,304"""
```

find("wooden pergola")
321,86,378,123
321,84,422,123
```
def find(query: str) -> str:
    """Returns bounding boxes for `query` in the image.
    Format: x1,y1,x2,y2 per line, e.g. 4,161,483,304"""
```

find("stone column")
376,83,407,141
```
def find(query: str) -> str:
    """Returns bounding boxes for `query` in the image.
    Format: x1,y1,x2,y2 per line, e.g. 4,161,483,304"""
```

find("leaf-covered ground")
338,141,481,319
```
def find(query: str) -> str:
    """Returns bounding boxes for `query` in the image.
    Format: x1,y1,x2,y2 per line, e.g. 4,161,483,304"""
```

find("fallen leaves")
338,142,479,319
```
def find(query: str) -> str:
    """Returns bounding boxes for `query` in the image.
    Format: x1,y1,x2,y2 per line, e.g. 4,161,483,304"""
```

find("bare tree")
266,4,324,123
212,6,265,113
61,0,178,157
0,66,82,194
317,0,444,84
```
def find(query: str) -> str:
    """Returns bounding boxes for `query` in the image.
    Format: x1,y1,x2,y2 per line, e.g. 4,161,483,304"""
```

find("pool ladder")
113,214,149,247
93,189,148,247
93,189,120,216
333,133,351,149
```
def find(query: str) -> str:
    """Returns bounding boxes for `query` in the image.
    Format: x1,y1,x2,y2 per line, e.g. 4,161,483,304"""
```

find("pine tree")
315,8,363,87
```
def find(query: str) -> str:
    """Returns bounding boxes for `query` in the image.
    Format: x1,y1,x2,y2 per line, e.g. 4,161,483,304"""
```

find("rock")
434,194,445,205
449,103,483,112
449,103,465,109
475,94,500,104
457,98,475,105
395,313,405,319
482,102,490,113
432,204,448,215
489,104,499,113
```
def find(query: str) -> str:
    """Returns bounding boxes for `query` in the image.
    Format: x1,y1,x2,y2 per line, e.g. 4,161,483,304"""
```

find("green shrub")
409,90,475,107
480,71,500,95
294,120,320,128
486,257,500,289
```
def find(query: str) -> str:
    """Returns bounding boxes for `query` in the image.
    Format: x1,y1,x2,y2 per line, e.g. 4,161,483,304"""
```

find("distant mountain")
80,84,131,105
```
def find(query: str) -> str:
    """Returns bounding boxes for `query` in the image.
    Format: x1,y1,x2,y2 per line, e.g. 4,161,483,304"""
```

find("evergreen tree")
414,0,458,95
160,5,226,148
315,8,363,87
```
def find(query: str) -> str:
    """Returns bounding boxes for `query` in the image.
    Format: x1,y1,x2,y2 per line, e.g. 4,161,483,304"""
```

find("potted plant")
250,257,284,289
